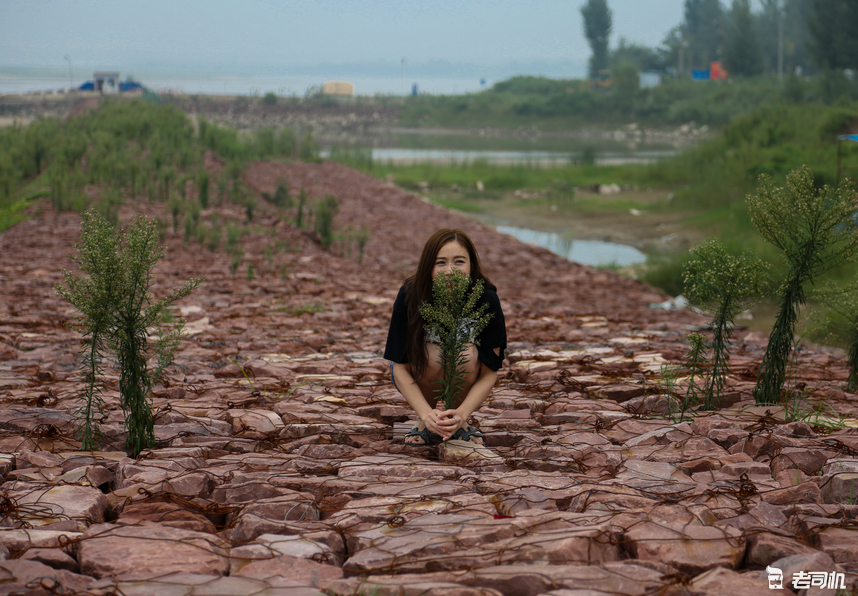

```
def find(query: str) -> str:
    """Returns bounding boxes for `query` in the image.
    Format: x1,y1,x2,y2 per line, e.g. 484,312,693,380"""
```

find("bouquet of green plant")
419,269,493,410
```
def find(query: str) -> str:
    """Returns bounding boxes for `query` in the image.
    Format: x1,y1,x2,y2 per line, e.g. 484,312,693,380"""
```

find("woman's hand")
434,409,466,440
420,408,448,438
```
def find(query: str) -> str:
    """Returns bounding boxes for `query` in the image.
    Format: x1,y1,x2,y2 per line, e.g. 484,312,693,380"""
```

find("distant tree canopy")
572,0,858,83
610,37,664,71
684,0,723,70
807,0,858,70
653,0,836,77
723,0,763,76
581,0,612,79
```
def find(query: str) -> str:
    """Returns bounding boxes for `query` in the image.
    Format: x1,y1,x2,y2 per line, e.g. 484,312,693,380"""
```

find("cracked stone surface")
1,160,857,595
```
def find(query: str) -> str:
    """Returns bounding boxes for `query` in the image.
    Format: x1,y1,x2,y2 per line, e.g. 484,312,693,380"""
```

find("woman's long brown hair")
404,228,495,381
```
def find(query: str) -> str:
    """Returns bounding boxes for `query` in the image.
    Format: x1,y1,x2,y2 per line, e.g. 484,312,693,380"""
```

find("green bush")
56,209,202,454
684,240,769,409
272,179,292,208
314,194,339,249
638,253,691,297
197,169,210,208
749,166,858,404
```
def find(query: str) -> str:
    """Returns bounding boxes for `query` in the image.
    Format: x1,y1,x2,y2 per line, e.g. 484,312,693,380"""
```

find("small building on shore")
78,72,142,94
321,80,354,96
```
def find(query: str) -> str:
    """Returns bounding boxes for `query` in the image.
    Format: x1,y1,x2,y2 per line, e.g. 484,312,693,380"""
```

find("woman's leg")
412,343,484,445
400,343,483,445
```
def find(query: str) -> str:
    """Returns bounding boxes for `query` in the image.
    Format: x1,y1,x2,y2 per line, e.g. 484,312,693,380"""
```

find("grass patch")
0,97,317,228
280,301,327,316
0,197,35,232
396,74,857,130
430,197,487,213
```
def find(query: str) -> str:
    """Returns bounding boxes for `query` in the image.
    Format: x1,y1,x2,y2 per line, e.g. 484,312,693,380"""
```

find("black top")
383,283,507,371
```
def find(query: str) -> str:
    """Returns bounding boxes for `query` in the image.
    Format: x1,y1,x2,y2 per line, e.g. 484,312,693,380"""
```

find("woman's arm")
392,362,449,436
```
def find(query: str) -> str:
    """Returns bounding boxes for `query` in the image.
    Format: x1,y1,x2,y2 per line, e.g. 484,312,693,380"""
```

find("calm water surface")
349,148,674,166
497,226,647,267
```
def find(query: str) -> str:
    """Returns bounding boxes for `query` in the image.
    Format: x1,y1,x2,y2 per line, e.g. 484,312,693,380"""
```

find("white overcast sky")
1,0,686,73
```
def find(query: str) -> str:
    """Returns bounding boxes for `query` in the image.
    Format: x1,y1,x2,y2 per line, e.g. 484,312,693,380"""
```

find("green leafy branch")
683,239,769,409
748,165,858,404
419,269,492,410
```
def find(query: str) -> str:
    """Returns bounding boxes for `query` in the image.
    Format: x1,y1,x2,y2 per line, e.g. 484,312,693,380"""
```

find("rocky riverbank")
0,160,856,594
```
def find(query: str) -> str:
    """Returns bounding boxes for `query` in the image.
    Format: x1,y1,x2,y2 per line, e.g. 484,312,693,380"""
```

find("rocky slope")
0,161,856,595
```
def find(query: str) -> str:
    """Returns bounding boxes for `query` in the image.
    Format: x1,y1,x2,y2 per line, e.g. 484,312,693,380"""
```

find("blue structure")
77,72,142,94
837,134,858,184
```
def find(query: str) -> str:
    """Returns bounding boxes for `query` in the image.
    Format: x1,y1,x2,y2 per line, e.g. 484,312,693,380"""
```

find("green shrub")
749,166,858,404
683,239,769,409
296,188,308,228
56,209,202,454
197,169,210,208
813,283,858,392
314,194,339,249
262,92,277,105
638,252,691,297
272,179,292,208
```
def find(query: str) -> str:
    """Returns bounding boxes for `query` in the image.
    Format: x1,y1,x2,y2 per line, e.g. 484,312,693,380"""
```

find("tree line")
581,0,858,79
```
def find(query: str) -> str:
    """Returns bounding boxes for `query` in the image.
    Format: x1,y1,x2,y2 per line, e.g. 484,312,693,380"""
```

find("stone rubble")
0,160,856,595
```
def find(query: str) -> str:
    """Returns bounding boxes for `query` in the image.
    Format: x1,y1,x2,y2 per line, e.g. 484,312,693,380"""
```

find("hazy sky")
1,0,685,75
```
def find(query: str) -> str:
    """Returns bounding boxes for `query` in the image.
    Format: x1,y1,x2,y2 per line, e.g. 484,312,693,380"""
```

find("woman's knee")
464,344,480,376
421,343,480,385
424,343,443,378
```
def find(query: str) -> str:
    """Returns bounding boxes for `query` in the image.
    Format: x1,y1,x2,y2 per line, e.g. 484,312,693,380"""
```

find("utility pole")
777,2,784,83
64,54,74,89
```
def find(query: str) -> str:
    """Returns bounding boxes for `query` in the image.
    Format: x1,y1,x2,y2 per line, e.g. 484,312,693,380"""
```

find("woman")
384,229,506,445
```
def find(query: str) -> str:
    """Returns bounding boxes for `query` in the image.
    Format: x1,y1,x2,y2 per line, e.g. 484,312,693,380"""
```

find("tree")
683,240,769,409
748,166,858,404
782,0,814,73
57,210,203,454
610,37,663,71
807,0,858,70
755,0,814,76
724,0,763,76
756,0,783,75
581,0,612,79
684,0,723,70
658,25,685,74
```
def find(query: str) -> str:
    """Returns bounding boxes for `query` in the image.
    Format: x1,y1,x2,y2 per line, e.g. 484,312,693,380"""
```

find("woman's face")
432,240,471,279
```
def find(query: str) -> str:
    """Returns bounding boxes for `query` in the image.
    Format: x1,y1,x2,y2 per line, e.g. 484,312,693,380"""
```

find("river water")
496,226,647,267
323,147,674,166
